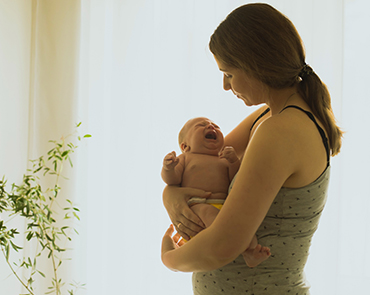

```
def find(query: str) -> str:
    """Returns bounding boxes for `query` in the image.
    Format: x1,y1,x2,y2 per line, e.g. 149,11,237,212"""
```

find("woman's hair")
209,3,342,156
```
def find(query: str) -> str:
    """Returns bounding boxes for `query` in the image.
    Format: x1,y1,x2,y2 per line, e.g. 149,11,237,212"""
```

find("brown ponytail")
209,3,343,156
297,67,342,155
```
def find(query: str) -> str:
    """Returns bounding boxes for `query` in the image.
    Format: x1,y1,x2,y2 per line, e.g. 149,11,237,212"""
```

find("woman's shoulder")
249,109,308,160
252,105,329,188
257,104,315,134
253,108,299,136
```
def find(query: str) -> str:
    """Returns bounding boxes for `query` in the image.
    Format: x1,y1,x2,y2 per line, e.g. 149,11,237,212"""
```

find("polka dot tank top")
192,106,331,294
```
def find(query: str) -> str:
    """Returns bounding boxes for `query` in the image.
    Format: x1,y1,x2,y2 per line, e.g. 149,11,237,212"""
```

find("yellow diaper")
208,203,223,210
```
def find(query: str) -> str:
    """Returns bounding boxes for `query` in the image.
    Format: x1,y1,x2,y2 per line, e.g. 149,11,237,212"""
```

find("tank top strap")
250,107,270,131
280,105,330,167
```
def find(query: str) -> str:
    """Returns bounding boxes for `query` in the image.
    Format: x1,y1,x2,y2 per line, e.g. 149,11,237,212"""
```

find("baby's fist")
163,151,179,170
219,146,239,163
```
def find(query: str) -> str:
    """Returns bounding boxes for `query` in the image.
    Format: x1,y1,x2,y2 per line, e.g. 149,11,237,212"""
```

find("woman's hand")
161,225,185,271
162,225,183,256
163,186,210,240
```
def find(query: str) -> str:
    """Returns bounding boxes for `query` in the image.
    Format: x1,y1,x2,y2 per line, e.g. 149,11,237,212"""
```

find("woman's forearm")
162,225,241,272
163,185,188,205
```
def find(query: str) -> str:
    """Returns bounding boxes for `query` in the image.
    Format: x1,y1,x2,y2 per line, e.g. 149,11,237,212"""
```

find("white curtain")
1,0,369,294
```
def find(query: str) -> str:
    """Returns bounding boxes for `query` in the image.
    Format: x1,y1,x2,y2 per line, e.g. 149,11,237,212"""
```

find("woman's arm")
161,116,298,272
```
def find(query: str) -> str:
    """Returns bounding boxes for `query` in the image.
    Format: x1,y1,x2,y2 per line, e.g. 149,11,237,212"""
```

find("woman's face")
214,57,267,106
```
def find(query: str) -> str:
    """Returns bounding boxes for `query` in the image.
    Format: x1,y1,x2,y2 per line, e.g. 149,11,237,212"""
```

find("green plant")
0,123,90,295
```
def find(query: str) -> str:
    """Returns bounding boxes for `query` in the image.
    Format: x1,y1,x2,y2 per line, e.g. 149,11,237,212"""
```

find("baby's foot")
242,244,271,268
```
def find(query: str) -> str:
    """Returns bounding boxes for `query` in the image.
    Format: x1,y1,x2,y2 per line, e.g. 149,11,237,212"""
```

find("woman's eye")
224,73,232,79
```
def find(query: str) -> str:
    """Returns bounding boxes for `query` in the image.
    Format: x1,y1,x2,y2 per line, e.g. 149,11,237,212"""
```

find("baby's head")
178,117,224,155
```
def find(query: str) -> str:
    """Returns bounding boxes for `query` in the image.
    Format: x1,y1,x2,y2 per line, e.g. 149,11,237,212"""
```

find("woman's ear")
180,142,190,153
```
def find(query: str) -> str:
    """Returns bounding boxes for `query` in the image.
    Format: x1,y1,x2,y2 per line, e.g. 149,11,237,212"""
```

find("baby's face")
183,117,224,155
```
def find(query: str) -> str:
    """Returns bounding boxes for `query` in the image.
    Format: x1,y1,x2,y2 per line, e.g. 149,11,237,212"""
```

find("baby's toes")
261,247,271,256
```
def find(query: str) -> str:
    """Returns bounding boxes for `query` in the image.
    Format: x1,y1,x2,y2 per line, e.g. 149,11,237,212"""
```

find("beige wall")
0,3,32,293
0,0,32,182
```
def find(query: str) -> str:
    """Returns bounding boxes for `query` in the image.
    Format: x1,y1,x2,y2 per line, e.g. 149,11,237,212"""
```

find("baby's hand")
219,146,239,163
163,151,179,170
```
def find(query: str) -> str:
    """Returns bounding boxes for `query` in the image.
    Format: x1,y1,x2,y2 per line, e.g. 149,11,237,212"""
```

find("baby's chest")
184,155,228,174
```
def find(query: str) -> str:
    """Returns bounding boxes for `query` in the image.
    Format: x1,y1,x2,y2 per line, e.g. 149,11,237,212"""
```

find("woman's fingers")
173,233,186,246
161,225,176,254
181,212,204,231
165,224,175,236
175,221,194,241
174,228,189,241
175,207,205,240
183,206,205,228
161,225,185,254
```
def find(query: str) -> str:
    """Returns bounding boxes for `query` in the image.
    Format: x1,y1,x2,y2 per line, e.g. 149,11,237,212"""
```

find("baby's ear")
180,142,190,153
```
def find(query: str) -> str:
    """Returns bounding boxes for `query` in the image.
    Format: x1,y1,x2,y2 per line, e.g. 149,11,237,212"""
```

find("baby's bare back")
182,153,230,199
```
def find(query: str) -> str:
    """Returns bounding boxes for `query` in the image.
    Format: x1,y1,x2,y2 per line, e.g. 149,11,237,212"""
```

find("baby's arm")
219,146,241,181
161,151,185,185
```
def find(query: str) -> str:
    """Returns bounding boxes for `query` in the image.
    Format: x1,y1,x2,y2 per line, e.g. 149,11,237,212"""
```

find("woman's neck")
265,86,301,115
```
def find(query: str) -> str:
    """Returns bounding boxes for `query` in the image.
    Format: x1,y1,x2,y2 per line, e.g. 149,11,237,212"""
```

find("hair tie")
299,63,313,79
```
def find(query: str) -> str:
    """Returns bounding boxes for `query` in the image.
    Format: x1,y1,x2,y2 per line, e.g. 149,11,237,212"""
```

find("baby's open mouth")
205,131,217,140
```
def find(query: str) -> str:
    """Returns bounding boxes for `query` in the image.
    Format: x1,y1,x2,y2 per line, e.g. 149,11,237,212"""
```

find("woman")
161,3,342,294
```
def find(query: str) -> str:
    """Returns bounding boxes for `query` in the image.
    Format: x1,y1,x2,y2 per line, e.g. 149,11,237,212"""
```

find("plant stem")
40,223,60,295
1,246,35,295
49,150,63,211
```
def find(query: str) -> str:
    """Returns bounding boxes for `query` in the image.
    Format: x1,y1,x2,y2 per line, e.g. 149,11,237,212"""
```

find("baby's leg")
190,203,220,228
242,235,271,268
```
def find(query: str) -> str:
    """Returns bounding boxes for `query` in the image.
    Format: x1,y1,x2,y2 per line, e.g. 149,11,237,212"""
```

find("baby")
161,117,270,267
